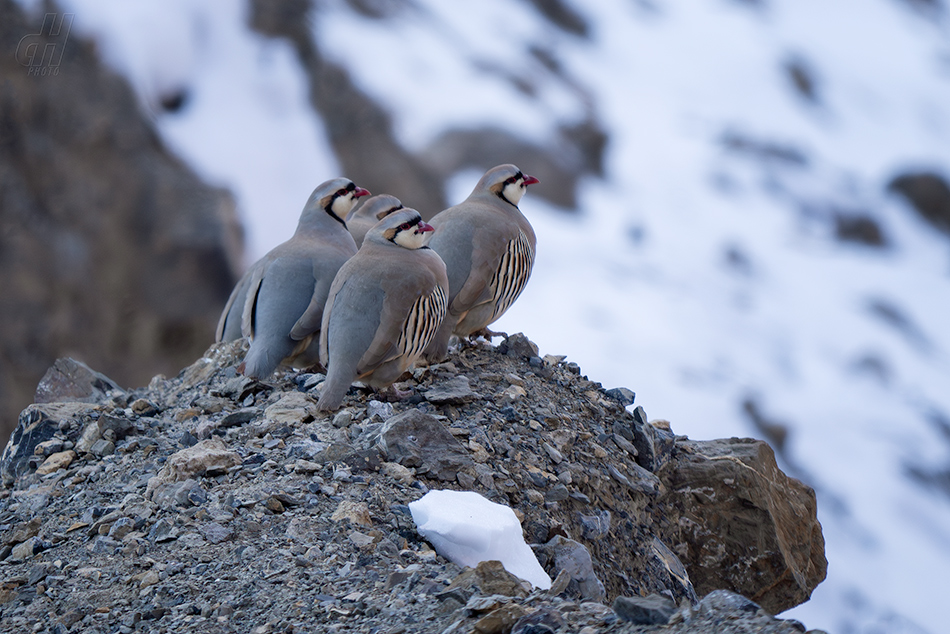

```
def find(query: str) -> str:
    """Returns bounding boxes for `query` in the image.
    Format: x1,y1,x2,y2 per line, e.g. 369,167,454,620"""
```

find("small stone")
130,399,159,416
89,536,121,555
366,400,394,421
199,522,232,544
380,461,414,484
542,354,566,366
500,385,527,403
138,570,161,588
505,373,526,387
541,443,563,464
107,517,135,540
377,410,474,481
579,511,611,540
544,484,570,503
533,536,605,602
294,460,321,474
89,439,115,457
605,387,636,406
473,603,526,634
219,408,259,428
613,593,677,624
332,410,354,428
74,421,102,454
425,376,478,405
331,500,372,526
9,536,46,561
348,531,376,548
33,439,65,457
500,333,539,359
525,490,544,505
456,471,476,489
35,450,76,475
264,497,285,513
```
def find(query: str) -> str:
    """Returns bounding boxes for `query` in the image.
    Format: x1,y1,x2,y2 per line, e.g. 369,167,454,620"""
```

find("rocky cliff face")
0,335,825,633
0,0,242,447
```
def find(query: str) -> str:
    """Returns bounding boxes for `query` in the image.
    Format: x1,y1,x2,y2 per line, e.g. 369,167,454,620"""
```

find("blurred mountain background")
2,0,950,632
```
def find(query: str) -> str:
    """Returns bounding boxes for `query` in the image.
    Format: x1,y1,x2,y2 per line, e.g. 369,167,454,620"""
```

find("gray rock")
9,536,50,561
605,387,636,406
533,536,605,602
579,510,611,540
219,408,260,428
89,439,116,457
97,413,133,440
287,439,330,461
108,517,135,540
34,358,124,405
150,479,207,509
90,536,122,555
148,518,178,543
629,406,674,472
75,421,103,455
377,410,474,481
499,333,540,359
424,376,478,405
1,403,94,485
543,484,570,503
199,522,233,544
366,400,394,421
613,593,676,624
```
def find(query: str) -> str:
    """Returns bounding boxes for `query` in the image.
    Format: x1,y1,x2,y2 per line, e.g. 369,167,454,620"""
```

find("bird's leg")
471,327,508,341
375,383,414,402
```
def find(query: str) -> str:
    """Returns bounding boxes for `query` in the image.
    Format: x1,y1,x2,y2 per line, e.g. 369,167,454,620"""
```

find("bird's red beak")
523,175,540,186
354,187,371,198
418,221,434,233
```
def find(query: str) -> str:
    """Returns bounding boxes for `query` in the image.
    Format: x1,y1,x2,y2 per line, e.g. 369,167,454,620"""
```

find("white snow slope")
25,0,950,631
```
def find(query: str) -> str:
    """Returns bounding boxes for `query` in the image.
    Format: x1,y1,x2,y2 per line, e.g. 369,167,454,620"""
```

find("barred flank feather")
489,229,534,322
397,285,448,359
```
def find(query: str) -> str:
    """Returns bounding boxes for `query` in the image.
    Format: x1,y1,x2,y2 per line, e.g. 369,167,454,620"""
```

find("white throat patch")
394,224,432,250
330,192,358,221
502,179,526,206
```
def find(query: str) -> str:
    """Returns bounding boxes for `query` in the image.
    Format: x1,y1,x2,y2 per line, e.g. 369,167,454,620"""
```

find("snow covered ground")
24,0,950,631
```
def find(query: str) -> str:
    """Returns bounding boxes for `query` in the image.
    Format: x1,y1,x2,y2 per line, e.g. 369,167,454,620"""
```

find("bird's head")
376,208,435,250
310,177,370,223
481,164,540,207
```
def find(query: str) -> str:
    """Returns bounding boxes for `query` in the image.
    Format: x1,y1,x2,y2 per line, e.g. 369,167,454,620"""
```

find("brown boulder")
654,437,827,614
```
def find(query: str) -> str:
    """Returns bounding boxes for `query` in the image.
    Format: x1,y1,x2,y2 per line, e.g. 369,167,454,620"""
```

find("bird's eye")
399,222,411,231
335,189,347,197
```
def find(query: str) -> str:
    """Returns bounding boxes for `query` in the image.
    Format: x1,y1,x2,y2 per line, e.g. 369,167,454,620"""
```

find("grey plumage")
317,208,448,411
345,194,404,248
422,164,538,363
216,178,370,379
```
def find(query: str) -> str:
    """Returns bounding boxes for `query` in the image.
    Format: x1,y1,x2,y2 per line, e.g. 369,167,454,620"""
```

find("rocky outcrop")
0,0,242,448
0,335,824,633
655,438,827,615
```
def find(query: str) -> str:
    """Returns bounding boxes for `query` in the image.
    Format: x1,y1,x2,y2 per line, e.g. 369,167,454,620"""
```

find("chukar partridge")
216,178,369,378
317,208,448,411
422,164,538,362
